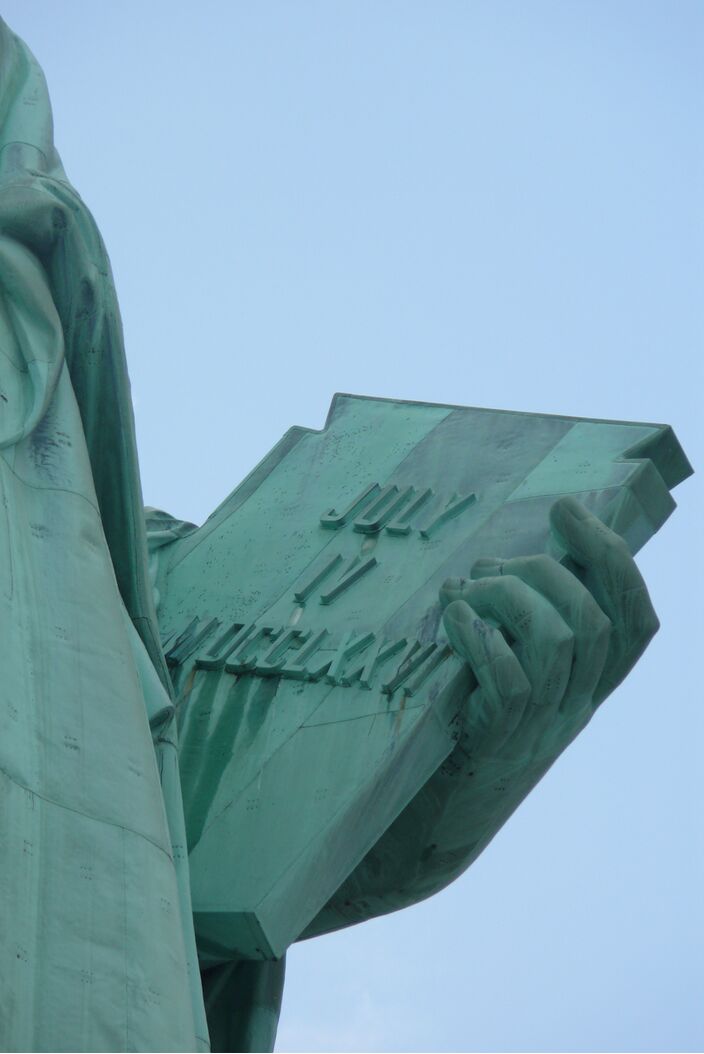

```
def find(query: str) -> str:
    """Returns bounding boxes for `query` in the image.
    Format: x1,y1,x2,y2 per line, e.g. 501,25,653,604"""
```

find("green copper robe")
0,21,210,1051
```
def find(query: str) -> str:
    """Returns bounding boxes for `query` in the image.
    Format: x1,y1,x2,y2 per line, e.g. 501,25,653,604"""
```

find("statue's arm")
0,20,170,684
303,497,659,937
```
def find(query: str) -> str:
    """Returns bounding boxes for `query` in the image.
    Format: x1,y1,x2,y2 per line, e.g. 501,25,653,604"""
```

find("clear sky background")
5,3,702,1051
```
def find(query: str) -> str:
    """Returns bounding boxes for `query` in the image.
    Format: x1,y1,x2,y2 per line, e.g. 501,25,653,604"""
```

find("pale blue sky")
6,3,702,1051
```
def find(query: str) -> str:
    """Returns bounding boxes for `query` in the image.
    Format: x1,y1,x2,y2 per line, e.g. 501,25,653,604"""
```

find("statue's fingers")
456,575,575,716
549,497,659,704
443,600,529,751
439,578,470,609
471,554,610,714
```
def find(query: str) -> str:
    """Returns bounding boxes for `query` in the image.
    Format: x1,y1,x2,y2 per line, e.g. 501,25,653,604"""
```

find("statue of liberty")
0,18,690,1053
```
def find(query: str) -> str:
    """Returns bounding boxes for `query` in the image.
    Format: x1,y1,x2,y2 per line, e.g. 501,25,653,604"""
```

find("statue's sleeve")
0,21,168,692
0,21,209,1050
0,237,64,447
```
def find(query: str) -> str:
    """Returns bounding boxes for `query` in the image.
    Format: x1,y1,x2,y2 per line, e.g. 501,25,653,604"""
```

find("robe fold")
0,20,209,1051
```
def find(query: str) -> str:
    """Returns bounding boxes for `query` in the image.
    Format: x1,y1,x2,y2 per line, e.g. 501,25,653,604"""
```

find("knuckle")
557,625,575,651
625,587,660,644
580,595,611,637
494,573,526,604
508,671,531,704
592,617,612,651
640,607,660,643
543,612,574,650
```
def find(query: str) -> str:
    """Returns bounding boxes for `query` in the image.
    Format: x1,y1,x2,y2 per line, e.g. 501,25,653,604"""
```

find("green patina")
0,18,692,1054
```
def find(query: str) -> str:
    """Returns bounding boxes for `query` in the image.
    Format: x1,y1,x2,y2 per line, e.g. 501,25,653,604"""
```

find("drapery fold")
0,20,209,1051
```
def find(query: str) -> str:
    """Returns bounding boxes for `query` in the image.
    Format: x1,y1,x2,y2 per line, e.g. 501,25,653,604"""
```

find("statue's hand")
305,497,662,934
440,496,659,784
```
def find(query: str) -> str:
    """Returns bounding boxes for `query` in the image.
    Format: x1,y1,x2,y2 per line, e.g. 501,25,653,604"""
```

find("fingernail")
439,577,467,609
471,557,503,578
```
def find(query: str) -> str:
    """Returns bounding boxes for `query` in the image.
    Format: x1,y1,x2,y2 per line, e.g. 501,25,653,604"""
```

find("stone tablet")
152,393,690,963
